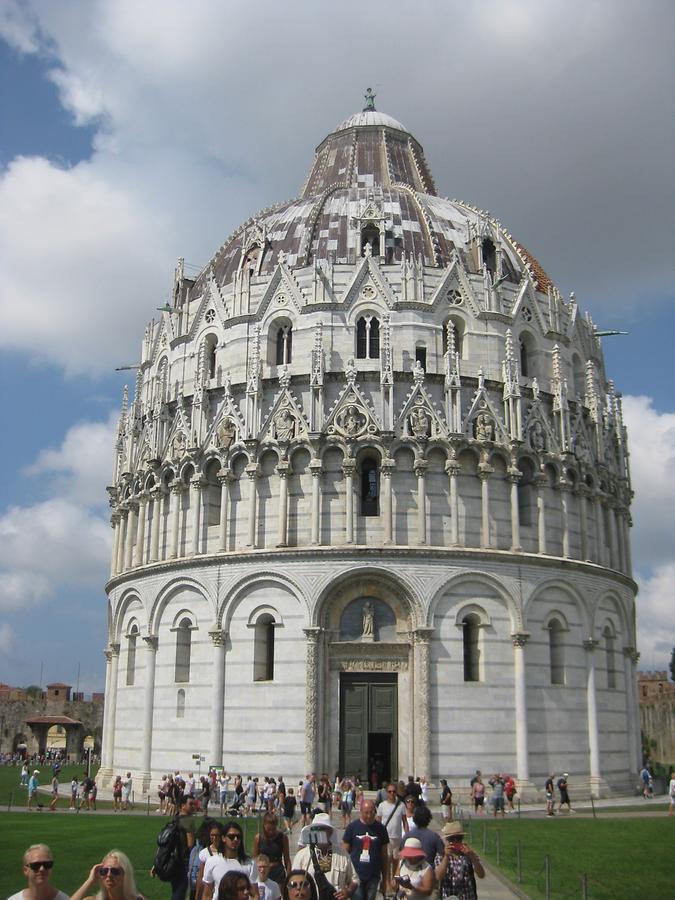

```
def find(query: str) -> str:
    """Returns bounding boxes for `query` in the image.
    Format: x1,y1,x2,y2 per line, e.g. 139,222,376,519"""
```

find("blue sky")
0,0,674,689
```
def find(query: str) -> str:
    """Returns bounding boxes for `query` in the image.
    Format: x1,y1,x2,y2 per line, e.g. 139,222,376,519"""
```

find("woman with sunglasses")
71,850,143,900
252,813,291,888
202,821,258,900
217,871,256,900
193,819,224,900
9,844,68,900
281,870,318,900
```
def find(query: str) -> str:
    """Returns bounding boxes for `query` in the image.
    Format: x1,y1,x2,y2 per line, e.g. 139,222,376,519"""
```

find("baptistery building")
101,100,639,797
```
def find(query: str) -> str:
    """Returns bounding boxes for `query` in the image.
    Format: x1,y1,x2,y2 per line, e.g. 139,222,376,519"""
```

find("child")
283,788,297,834
255,855,281,900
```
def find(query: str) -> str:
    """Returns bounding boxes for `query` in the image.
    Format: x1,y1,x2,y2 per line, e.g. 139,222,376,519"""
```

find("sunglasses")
27,862,53,872
99,867,122,877
226,833,241,840
287,881,309,891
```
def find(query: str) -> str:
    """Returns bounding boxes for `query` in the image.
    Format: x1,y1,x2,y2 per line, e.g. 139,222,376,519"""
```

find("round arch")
112,589,146,643
219,571,307,633
592,589,631,640
427,570,521,632
313,566,421,632
148,577,217,636
523,577,591,635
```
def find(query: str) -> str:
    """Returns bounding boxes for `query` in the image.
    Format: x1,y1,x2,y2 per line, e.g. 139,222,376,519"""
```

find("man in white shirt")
376,782,406,867
121,772,133,810
8,844,69,900
186,772,197,799
219,772,231,815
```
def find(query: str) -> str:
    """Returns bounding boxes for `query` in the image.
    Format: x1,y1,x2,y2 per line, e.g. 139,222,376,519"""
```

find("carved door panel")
340,675,397,779
341,681,368,776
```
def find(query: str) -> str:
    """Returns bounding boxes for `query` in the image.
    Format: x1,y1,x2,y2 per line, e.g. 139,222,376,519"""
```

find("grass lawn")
0,812,261,900
468,816,673,898
0,763,121,810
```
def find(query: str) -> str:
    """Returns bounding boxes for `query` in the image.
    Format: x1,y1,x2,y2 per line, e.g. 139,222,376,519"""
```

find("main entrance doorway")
339,673,397,787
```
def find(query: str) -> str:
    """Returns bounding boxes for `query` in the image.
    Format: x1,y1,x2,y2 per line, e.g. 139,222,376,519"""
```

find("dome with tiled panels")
194,108,552,297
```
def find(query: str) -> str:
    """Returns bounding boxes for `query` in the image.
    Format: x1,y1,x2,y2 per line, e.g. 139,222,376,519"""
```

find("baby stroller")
227,793,246,817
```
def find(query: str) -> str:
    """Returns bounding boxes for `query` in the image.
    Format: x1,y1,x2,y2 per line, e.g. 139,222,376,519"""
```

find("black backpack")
154,817,185,881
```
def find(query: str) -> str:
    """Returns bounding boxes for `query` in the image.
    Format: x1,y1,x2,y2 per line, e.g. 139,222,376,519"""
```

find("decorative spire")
363,87,376,111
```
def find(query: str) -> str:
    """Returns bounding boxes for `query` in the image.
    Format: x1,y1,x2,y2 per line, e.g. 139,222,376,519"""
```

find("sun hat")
442,821,465,838
298,812,335,848
400,838,426,859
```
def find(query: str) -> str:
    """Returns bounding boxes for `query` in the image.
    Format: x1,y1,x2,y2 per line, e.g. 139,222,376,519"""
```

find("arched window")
462,614,481,682
548,618,565,685
442,318,464,359
518,460,536,528
356,316,380,359
175,617,193,683
176,689,186,718
360,457,379,516
604,625,616,689
242,245,261,276
482,238,496,275
361,223,380,257
572,353,585,398
275,323,293,365
253,614,276,682
126,624,138,686
415,345,427,370
204,334,218,380
519,333,535,378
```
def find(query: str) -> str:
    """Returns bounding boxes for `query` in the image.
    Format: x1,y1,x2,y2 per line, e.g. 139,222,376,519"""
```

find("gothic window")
548,618,565,685
572,354,585,397
275,324,293,365
253,614,276,682
462,614,481,682
360,457,379,517
204,333,218,380
174,617,193,683
176,688,186,718
482,238,496,275
242,245,261,275
415,346,427,370
361,223,380,257
204,459,222,527
519,332,535,378
126,624,138,686
604,624,617,689
356,316,380,359
518,460,536,527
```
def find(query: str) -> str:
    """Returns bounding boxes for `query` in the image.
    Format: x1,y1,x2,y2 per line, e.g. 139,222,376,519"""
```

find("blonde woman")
71,850,144,900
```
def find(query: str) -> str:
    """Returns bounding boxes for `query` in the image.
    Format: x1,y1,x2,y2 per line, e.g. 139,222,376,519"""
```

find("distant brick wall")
638,672,675,764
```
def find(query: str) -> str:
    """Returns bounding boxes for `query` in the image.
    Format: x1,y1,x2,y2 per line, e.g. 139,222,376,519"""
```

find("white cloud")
25,413,118,505
622,396,675,570
0,1,673,374
636,563,675,669
0,622,15,655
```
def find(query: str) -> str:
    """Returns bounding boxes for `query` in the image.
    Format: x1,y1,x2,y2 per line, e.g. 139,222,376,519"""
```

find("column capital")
217,468,234,486
511,632,530,648
303,626,323,643
478,464,493,480
414,460,428,478
381,459,396,476
507,466,522,483
107,642,120,657
309,459,324,477
118,506,130,519
137,491,150,505
142,634,158,651
170,481,187,495
190,477,205,490
534,472,548,487
341,460,356,476
127,498,140,513
623,646,640,664
583,638,600,652
277,462,291,478
245,464,259,480
209,627,226,647
413,627,434,643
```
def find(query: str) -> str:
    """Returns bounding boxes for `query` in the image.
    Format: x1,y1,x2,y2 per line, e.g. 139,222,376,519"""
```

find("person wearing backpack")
152,796,196,900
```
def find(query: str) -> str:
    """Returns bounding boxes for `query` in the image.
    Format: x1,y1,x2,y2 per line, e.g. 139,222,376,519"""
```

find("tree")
670,646,675,682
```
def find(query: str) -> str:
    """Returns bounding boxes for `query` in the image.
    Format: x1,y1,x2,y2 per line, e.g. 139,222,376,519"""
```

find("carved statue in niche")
171,430,186,459
409,404,430,439
474,413,494,443
528,420,546,452
273,406,296,442
361,601,375,641
340,404,366,437
216,417,236,449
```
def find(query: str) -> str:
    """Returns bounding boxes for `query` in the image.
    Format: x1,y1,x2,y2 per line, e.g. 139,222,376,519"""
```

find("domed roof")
194,104,552,296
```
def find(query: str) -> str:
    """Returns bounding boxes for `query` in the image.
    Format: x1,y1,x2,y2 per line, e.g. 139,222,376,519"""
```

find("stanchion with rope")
516,840,522,883
482,822,487,852
544,854,551,899
147,795,150,816
590,794,597,819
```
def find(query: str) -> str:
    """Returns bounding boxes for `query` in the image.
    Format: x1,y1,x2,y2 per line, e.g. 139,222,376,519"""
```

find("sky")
0,0,673,691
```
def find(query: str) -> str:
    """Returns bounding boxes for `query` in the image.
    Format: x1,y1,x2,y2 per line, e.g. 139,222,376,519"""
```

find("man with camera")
343,800,390,900
293,812,358,900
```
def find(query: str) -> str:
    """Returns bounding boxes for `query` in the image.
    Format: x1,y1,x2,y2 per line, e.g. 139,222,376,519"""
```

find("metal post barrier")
496,830,501,866
590,795,597,819
482,822,487,852
516,841,522,883
517,797,521,818
147,795,151,816
467,817,473,842
581,873,588,899
8,790,13,812
544,855,551,900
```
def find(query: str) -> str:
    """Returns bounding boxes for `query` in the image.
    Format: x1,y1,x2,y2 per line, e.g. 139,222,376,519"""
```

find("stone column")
414,460,427,545
124,501,138,570
169,484,183,558
218,470,231,552
607,502,618,570
536,474,547,555
615,508,626,573
508,471,521,552
189,478,204,556
116,509,128,573
413,628,433,779
102,643,120,775
310,460,323,545
584,639,602,793
512,633,531,782
623,511,633,575
559,483,570,558
149,487,162,563
209,628,226,767
135,494,148,566
98,648,114,777
381,459,394,545
110,514,121,577
594,493,606,566
478,466,492,549
446,460,460,547
622,646,638,773
277,462,290,547
342,460,356,544
246,465,258,547
140,635,158,790
578,486,589,561
303,628,322,773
